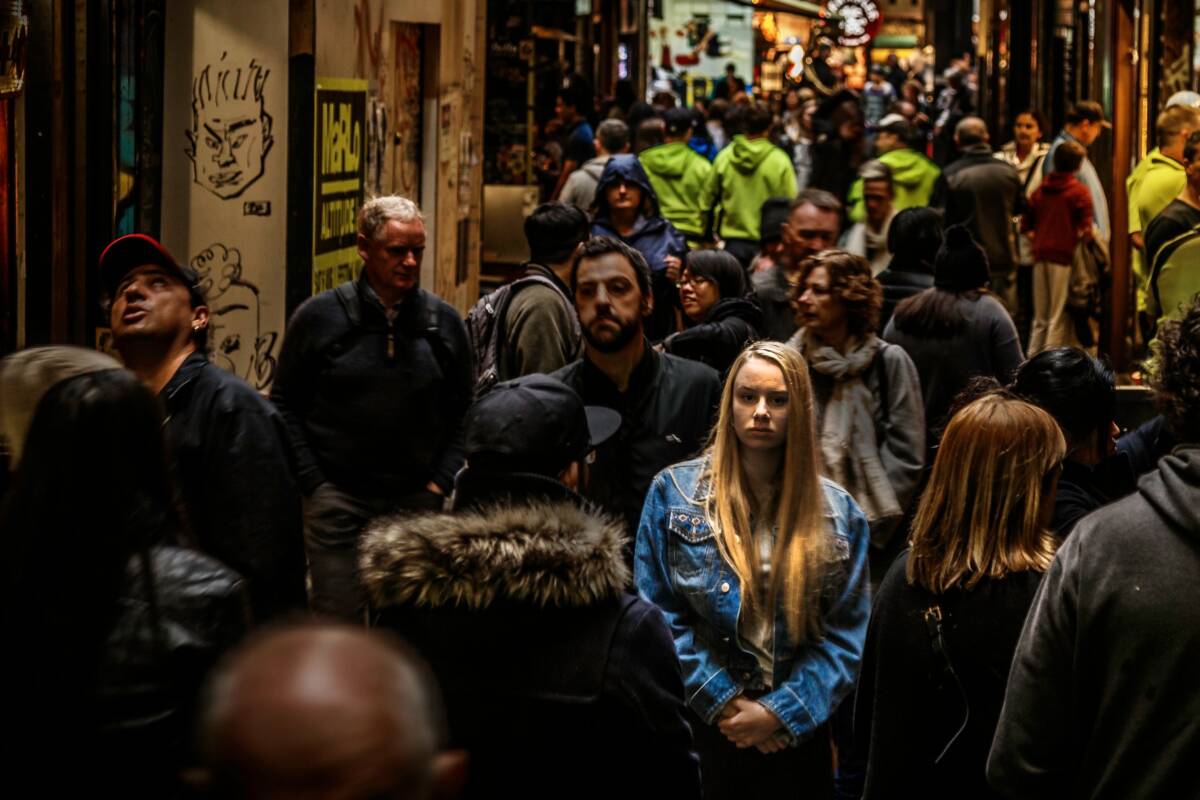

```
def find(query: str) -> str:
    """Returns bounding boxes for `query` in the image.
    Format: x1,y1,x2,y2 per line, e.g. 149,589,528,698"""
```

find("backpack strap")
497,273,572,334
922,604,970,764
333,282,361,327
418,294,457,379
874,343,891,420
322,281,373,364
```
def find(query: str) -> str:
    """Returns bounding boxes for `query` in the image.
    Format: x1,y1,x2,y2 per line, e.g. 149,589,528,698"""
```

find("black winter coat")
162,352,306,620
663,296,762,375
270,277,472,498
360,474,701,799
552,346,721,537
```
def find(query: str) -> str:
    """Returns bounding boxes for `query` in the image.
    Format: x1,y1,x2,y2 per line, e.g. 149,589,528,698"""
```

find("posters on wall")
160,1,288,391
313,78,368,295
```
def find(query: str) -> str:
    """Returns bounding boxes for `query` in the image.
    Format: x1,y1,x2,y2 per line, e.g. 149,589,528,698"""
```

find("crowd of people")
1,63,1199,800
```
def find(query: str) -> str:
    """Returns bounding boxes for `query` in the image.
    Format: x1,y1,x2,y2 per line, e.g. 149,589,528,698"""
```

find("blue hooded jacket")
592,155,688,273
591,155,688,341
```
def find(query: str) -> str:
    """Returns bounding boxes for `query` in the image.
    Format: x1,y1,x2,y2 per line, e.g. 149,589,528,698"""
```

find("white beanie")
0,346,122,468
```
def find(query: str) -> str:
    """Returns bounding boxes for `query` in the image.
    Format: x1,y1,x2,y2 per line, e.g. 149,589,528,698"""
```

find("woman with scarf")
786,250,925,584
591,154,688,342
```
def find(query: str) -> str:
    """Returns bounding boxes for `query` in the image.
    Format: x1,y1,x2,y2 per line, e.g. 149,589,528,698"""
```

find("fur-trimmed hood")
359,500,630,610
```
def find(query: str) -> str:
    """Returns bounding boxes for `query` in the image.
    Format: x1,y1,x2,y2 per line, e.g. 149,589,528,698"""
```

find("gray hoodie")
559,155,612,212
987,445,1200,799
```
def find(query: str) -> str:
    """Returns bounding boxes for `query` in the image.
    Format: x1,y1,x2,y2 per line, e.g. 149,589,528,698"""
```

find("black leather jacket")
552,345,721,538
161,352,306,621
85,546,248,795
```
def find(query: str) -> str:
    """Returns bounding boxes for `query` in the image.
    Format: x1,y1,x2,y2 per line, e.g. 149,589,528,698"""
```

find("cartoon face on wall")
187,53,274,199
191,242,279,389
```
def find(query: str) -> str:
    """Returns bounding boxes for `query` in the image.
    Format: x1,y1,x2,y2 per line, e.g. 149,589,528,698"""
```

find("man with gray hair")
841,160,896,275
932,116,1024,312
560,118,629,211
198,624,467,799
271,195,472,620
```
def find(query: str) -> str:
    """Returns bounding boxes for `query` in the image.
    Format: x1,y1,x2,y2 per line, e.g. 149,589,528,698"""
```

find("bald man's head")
199,625,464,800
955,116,989,148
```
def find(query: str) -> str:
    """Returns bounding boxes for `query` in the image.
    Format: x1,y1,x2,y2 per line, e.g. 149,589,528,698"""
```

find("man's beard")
582,314,642,353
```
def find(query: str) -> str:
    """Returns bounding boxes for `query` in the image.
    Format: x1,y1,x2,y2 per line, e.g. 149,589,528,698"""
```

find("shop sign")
313,78,368,295
826,0,881,48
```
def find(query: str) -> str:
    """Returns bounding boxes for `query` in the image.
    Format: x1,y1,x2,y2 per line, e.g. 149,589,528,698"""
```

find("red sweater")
1022,172,1094,264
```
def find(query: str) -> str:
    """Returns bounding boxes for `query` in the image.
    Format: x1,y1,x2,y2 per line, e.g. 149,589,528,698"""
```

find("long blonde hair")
907,393,1064,593
705,342,829,642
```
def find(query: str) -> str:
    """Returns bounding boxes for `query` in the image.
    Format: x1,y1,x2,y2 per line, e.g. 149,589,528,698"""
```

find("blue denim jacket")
634,456,871,741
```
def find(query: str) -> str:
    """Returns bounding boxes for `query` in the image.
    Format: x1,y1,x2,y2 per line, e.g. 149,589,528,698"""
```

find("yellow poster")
313,78,368,295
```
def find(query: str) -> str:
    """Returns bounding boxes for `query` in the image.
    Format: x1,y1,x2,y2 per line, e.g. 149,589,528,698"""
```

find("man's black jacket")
270,276,472,499
161,352,306,620
552,345,721,537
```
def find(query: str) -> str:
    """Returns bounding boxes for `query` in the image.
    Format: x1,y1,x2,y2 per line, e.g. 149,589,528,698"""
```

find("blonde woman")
854,392,1064,799
635,341,871,798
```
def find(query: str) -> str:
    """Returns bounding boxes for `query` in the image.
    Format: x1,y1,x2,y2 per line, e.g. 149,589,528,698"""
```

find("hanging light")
0,1,27,96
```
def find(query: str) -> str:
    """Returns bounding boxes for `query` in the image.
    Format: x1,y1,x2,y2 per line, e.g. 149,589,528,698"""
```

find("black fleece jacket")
270,277,472,498
662,295,762,375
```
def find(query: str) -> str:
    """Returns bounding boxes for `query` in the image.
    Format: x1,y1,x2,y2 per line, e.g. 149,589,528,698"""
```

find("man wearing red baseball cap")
101,233,306,620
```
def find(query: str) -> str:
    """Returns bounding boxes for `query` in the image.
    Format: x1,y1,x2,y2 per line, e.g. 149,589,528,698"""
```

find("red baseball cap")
99,234,199,299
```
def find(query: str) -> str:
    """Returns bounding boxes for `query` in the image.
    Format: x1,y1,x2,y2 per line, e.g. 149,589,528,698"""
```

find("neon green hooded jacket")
701,135,797,241
846,147,941,222
639,142,713,240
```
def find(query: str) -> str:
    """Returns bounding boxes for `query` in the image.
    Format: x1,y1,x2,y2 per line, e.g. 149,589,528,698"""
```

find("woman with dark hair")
996,108,1052,334
0,350,248,794
856,392,1064,799
591,154,688,341
884,224,1023,445
996,108,1051,186
875,207,943,331
1010,347,1135,536
786,250,925,579
662,250,762,375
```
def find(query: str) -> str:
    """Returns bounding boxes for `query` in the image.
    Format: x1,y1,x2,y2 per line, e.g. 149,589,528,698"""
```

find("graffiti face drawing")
191,242,279,389
187,54,274,199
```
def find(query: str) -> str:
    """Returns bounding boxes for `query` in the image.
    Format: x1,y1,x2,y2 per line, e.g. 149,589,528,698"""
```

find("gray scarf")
789,330,902,529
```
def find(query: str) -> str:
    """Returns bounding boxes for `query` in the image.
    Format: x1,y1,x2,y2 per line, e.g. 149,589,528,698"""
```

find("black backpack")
465,273,575,396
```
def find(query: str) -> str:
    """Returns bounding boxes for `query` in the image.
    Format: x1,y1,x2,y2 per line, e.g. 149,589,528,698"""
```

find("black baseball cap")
99,234,202,301
664,107,694,137
463,375,621,476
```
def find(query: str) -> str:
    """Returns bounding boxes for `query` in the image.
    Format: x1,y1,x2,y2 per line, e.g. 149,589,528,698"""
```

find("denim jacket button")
720,581,730,593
